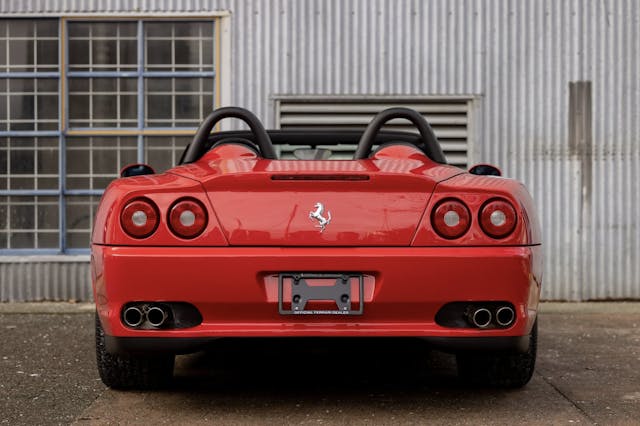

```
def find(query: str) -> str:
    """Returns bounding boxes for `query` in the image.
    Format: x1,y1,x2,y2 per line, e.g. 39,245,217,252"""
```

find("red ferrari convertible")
92,107,542,389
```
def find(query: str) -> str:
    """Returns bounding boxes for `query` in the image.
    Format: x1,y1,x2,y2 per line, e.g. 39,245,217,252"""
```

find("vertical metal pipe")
137,20,144,163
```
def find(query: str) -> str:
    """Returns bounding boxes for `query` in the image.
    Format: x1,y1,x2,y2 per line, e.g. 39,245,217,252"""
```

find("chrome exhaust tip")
470,308,492,328
495,306,515,327
123,306,144,327
147,306,168,327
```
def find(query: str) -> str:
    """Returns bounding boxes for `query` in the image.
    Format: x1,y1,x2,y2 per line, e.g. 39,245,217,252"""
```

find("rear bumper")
92,245,542,351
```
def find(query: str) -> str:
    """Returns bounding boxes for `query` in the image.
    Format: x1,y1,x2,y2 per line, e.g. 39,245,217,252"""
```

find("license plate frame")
278,273,364,315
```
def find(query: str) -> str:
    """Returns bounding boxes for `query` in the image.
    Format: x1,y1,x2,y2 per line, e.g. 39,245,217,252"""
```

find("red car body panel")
92,245,541,338
92,140,542,349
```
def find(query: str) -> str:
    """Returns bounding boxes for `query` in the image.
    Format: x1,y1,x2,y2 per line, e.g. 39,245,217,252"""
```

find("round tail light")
168,198,208,239
431,199,471,239
120,198,159,238
479,199,517,238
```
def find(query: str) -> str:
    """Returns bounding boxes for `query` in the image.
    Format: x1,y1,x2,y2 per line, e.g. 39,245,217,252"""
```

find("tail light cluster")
431,199,470,239
431,197,517,240
120,198,159,238
120,197,208,239
479,199,517,238
168,199,208,238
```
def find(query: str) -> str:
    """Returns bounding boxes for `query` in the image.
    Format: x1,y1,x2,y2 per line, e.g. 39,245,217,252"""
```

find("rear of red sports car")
91,107,542,389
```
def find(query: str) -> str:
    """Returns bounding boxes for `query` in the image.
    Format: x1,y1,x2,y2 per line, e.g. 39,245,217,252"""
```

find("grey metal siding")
1,0,639,301
0,256,91,302
581,0,640,300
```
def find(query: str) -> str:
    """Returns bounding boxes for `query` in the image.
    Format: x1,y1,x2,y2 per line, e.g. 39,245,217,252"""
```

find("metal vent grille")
275,98,470,167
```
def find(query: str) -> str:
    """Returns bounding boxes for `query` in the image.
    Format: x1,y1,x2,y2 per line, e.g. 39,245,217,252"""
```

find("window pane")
8,39,34,71
68,39,89,68
144,136,190,172
174,40,200,71
66,136,137,190
145,77,213,127
36,40,59,68
38,202,58,229
120,39,137,67
68,21,137,71
68,78,137,128
174,22,200,38
92,22,117,38
0,137,59,190
10,231,34,248
144,22,171,38
68,22,90,38
10,149,35,174
202,40,213,67
9,94,35,125
146,39,171,67
65,196,100,249
37,94,58,120
0,78,59,131
0,196,59,249
0,139,6,175
144,21,214,72
0,42,5,68
0,200,6,243
92,39,117,68
9,21,34,37
0,19,59,72
36,20,58,38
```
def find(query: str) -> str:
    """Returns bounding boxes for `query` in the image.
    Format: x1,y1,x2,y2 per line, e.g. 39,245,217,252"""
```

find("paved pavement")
1,302,639,425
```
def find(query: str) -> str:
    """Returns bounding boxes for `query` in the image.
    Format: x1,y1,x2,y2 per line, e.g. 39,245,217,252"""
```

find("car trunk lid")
191,158,461,246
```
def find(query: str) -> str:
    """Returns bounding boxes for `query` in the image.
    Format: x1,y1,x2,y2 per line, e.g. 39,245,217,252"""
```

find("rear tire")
456,320,537,388
95,312,174,390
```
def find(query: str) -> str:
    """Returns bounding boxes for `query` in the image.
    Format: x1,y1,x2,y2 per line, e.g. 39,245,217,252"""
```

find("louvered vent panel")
276,99,470,167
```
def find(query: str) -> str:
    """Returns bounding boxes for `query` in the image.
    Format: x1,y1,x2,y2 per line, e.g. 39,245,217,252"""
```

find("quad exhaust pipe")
495,306,515,327
466,305,516,329
469,307,492,328
122,304,170,328
146,306,169,327
123,306,145,327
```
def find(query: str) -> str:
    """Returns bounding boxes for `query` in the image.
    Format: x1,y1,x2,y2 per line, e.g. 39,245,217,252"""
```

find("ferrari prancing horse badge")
309,202,331,233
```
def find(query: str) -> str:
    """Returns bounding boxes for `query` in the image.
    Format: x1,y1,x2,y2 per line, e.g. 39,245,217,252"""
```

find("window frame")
0,15,225,255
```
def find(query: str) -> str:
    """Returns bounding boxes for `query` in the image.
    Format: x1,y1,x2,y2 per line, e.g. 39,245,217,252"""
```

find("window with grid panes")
0,19,217,253
0,19,60,250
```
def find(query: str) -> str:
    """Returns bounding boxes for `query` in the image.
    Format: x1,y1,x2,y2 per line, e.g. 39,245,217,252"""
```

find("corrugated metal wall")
1,0,639,301
0,256,91,301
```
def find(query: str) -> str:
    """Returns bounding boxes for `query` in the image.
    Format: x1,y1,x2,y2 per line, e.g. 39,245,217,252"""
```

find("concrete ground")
0,303,639,425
